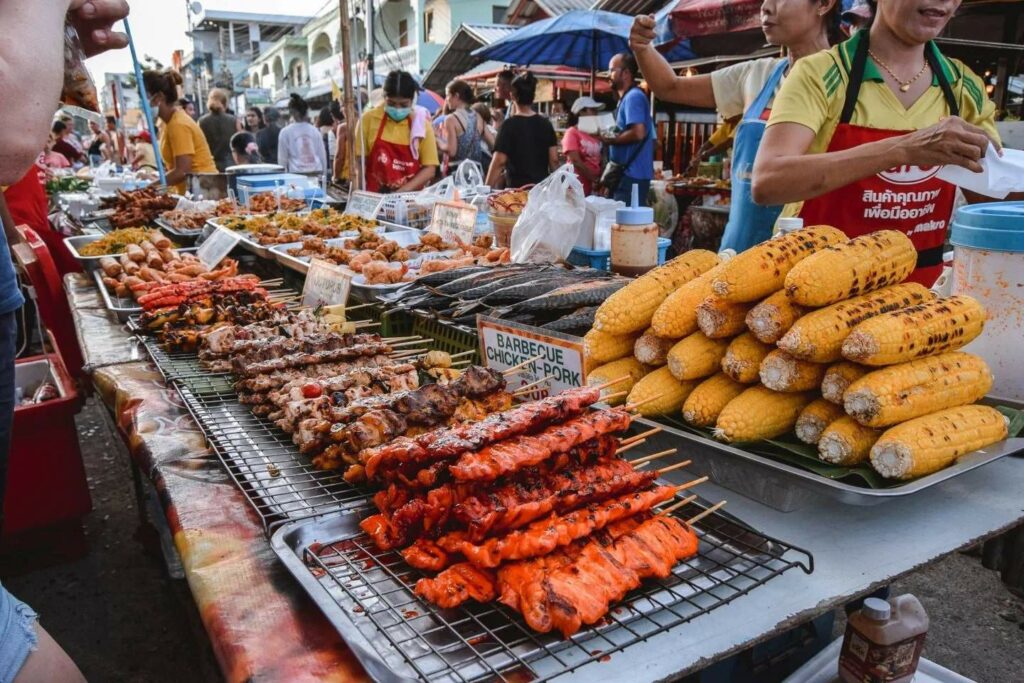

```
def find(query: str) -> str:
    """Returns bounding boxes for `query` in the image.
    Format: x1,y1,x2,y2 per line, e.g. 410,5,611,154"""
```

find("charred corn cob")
711,225,847,302
795,398,846,445
778,283,933,363
870,405,1008,480
697,296,755,339
633,328,675,366
586,357,647,405
721,332,772,384
818,416,881,466
594,250,719,335
842,295,986,366
626,366,699,417
821,361,869,404
667,331,731,381
682,372,747,427
650,261,726,338
759,349,828,392
583,328,637,367
745,290,807,344
714,387,814,442
785,230,918,306
844,352,993,428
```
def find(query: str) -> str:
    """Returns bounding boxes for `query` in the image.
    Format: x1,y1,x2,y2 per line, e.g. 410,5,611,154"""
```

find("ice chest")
235,173,324,206
3,352,90,536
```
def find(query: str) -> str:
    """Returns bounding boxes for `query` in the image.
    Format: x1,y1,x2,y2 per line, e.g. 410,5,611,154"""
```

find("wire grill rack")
276,499,813,683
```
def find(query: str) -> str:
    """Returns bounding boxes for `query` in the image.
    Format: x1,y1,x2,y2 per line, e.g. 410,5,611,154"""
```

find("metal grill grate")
293,500,813,682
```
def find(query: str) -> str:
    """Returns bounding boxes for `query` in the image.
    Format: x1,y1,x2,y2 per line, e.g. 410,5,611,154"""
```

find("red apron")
365,113,421,193
799,37,959,287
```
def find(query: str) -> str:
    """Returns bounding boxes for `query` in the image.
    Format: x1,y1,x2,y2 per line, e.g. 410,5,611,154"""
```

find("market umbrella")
417,89,445,114
667,0,762,37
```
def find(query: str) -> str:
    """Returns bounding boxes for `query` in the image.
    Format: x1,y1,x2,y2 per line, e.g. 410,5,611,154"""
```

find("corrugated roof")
422,24,517,92
197,9,313,26
505,0,592,24
464,24,519,45
590,0,668,14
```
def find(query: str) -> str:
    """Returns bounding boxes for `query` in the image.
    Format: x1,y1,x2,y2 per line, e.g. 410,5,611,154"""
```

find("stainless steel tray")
153,216,202,244
92,269,141,321
269,229,444,277
205,217,273,258
638,417,1024,512
271,486,812,683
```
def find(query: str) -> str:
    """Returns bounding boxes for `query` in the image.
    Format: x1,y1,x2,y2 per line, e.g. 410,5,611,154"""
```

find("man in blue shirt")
604,52,654,206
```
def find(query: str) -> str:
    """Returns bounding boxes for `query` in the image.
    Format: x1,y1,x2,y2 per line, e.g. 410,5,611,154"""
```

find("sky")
85,0,331,82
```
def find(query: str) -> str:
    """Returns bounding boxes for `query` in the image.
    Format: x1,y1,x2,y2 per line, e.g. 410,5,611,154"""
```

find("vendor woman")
142,69,217,194
630,0,843,251
356,70,439,193
752,0,1006,286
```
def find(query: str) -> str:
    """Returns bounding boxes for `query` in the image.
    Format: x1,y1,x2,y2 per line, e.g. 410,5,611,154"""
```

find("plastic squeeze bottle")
610,184,658,276
838,594,929,683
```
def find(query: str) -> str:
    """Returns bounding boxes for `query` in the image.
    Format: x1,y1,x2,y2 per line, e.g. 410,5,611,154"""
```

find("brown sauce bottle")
838,594,929,683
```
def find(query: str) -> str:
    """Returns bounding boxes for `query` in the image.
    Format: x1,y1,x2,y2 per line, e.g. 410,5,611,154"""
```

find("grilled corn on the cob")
586,357,647,405
821,361,869,404
714,387,814,442
626,366,699,417
583,328,637,367
795,398,846,445
745,289,807,344
650,261,726,338
682,372,747,427
667,331,732,381
633,328,675,366
759,349,828,392
818,416,881,466
697,296,755,339
721,332,772,384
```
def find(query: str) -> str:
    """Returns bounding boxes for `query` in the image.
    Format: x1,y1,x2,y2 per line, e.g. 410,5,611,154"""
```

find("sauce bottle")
839,595,929,683
610,184,658,276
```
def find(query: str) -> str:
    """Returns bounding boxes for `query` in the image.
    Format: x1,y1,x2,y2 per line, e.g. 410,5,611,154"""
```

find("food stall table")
665,182,731,254
63,271,1024,681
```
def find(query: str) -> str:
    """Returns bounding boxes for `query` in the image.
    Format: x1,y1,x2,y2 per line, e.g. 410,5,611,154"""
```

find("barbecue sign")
429,200,477,246
345,190,385,220
197,225,241,269
477,315,584,399
302,258,352,308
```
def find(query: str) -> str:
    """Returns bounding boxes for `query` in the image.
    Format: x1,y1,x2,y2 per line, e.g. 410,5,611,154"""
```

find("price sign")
345,190,385,220
302,258,352,308
429,200,477,245
477,315,584,400
196,226,241,268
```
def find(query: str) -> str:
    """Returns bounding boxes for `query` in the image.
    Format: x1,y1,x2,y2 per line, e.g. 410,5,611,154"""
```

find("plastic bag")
62,24,101,115
413,176,456,211
451,160,484,194
510,164,586,264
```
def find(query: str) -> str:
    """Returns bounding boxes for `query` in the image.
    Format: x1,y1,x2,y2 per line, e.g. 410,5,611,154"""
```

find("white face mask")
578,115,600,135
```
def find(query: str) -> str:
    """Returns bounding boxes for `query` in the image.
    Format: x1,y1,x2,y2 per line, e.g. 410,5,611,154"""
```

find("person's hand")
896,117,999,173
68,0,130,57
629,15,657,52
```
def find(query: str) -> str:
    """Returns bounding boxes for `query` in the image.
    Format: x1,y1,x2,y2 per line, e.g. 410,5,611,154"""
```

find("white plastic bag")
451,159,484,194
413,176,456,212
510,164,586,264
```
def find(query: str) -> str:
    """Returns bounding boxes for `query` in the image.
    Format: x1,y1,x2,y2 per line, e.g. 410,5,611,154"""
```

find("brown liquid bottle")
838,594,929,683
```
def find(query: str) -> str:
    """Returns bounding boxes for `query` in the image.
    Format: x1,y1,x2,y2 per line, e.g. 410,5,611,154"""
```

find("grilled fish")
540,306,599,333
509,279,629,314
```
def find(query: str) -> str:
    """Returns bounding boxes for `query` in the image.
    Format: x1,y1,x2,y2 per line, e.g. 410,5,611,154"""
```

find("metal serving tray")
269,228,442,277
638,417,1024,512
271,487,813,683
153,216,202,244
205,217,273,258
92,270,141,321
66,234,195,272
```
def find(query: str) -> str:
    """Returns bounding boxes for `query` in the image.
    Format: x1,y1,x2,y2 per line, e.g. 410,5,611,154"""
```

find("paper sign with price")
477,315,584,400
345,190,385,219
430,200,477,245
302,258,352,308
197,226,241,268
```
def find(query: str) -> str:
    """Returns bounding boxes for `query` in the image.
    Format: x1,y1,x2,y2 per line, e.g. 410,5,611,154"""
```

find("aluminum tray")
205,217,273,258
271,487,813,683
153,216,202,244
66,234,195,272
269,228,442,276
638,417,1024,512
92,269,141,321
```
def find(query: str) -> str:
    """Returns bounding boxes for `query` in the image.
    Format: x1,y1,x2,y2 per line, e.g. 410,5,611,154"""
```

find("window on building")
398,19,409,48
424,10,434,43
493,6,506,23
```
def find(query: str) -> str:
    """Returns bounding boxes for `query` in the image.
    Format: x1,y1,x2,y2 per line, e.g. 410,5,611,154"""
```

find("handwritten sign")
302,258,352,308
196,226,241,268
429,199,477,246
477,315,584,400
345,190,385,220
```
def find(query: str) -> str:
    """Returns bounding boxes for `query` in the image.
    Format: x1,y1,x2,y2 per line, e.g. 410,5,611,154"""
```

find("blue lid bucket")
950,201,1024,253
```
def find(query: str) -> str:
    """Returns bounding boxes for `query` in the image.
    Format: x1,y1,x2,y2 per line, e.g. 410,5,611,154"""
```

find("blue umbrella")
473,10,693,71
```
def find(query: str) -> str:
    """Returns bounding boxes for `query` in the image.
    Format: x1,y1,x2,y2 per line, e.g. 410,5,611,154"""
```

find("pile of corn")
585,227,1007,481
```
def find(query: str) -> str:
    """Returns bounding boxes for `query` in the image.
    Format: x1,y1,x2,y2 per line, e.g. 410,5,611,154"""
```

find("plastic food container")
568,237,670,271
610,184,658,276
950,202,1024,401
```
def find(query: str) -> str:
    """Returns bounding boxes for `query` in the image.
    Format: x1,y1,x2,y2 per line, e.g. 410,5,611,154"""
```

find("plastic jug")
839,594,929,683
610,184,658,276
949,201,1024,401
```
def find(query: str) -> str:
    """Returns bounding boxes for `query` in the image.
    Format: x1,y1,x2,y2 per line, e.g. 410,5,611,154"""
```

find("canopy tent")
457,62,615,95
422,24,518,93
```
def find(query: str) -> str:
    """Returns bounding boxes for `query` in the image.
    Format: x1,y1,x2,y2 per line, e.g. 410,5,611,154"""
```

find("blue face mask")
385,105,411,122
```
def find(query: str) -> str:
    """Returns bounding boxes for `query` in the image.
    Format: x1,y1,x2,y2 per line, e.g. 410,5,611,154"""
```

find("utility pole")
365,0,375,91
339,0,361,190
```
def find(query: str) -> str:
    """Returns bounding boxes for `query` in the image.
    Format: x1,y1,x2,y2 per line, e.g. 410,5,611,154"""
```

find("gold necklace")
868,49,930,92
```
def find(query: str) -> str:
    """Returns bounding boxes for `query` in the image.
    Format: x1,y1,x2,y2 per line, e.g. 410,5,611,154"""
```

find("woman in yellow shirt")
142,69,218,193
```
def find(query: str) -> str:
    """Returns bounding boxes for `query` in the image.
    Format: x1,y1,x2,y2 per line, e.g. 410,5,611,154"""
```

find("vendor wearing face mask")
355,70,439,193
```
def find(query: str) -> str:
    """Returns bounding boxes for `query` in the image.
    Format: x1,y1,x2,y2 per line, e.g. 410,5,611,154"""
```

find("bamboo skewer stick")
381,336,422,343
449,350,476,360
616,439,646,455
593,375,630,392
655,460,692,476
389,339,430,348
619,427,661,447
657,495,698,517
624,393,665,412
390,348,429,358
343,302,377,312
503,354,545,376
512,375,554,396
600,390,628,403
686,501,726,526
258,278,283,286
626,448,676,465
674,476,708,493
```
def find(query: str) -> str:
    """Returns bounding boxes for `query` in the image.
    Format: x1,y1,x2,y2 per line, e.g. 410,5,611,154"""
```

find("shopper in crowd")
753,0,1015,286
316,106,337,175
603,52,654,206
50,120,84,165
199,88,241,172
180,98,198,120
278,93,327,175
244,106,265,134
130,130,157,171
143,69,218,193
471,102,496,168
230,131,263,166
355,70,439,192
562,96,605,196
86,119,109,166
442,79,494,172
630,0,842,250
0,2,130,680
257,106,283,163
332,93,367,185
485,72,558,189
40,132,72,169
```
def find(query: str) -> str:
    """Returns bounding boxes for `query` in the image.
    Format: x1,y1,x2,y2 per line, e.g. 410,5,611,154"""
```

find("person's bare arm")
548,146,559,173
333,125,347,181
752,117,995,206
444,116,459,158
164,155,193,187
397,165,436,192
481,120,495,148
566,150,597,182
606,122,646,146
485,152,508,188
629,15,716,108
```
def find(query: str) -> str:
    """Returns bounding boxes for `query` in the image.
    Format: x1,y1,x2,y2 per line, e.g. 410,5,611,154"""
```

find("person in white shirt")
277,93,327,175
